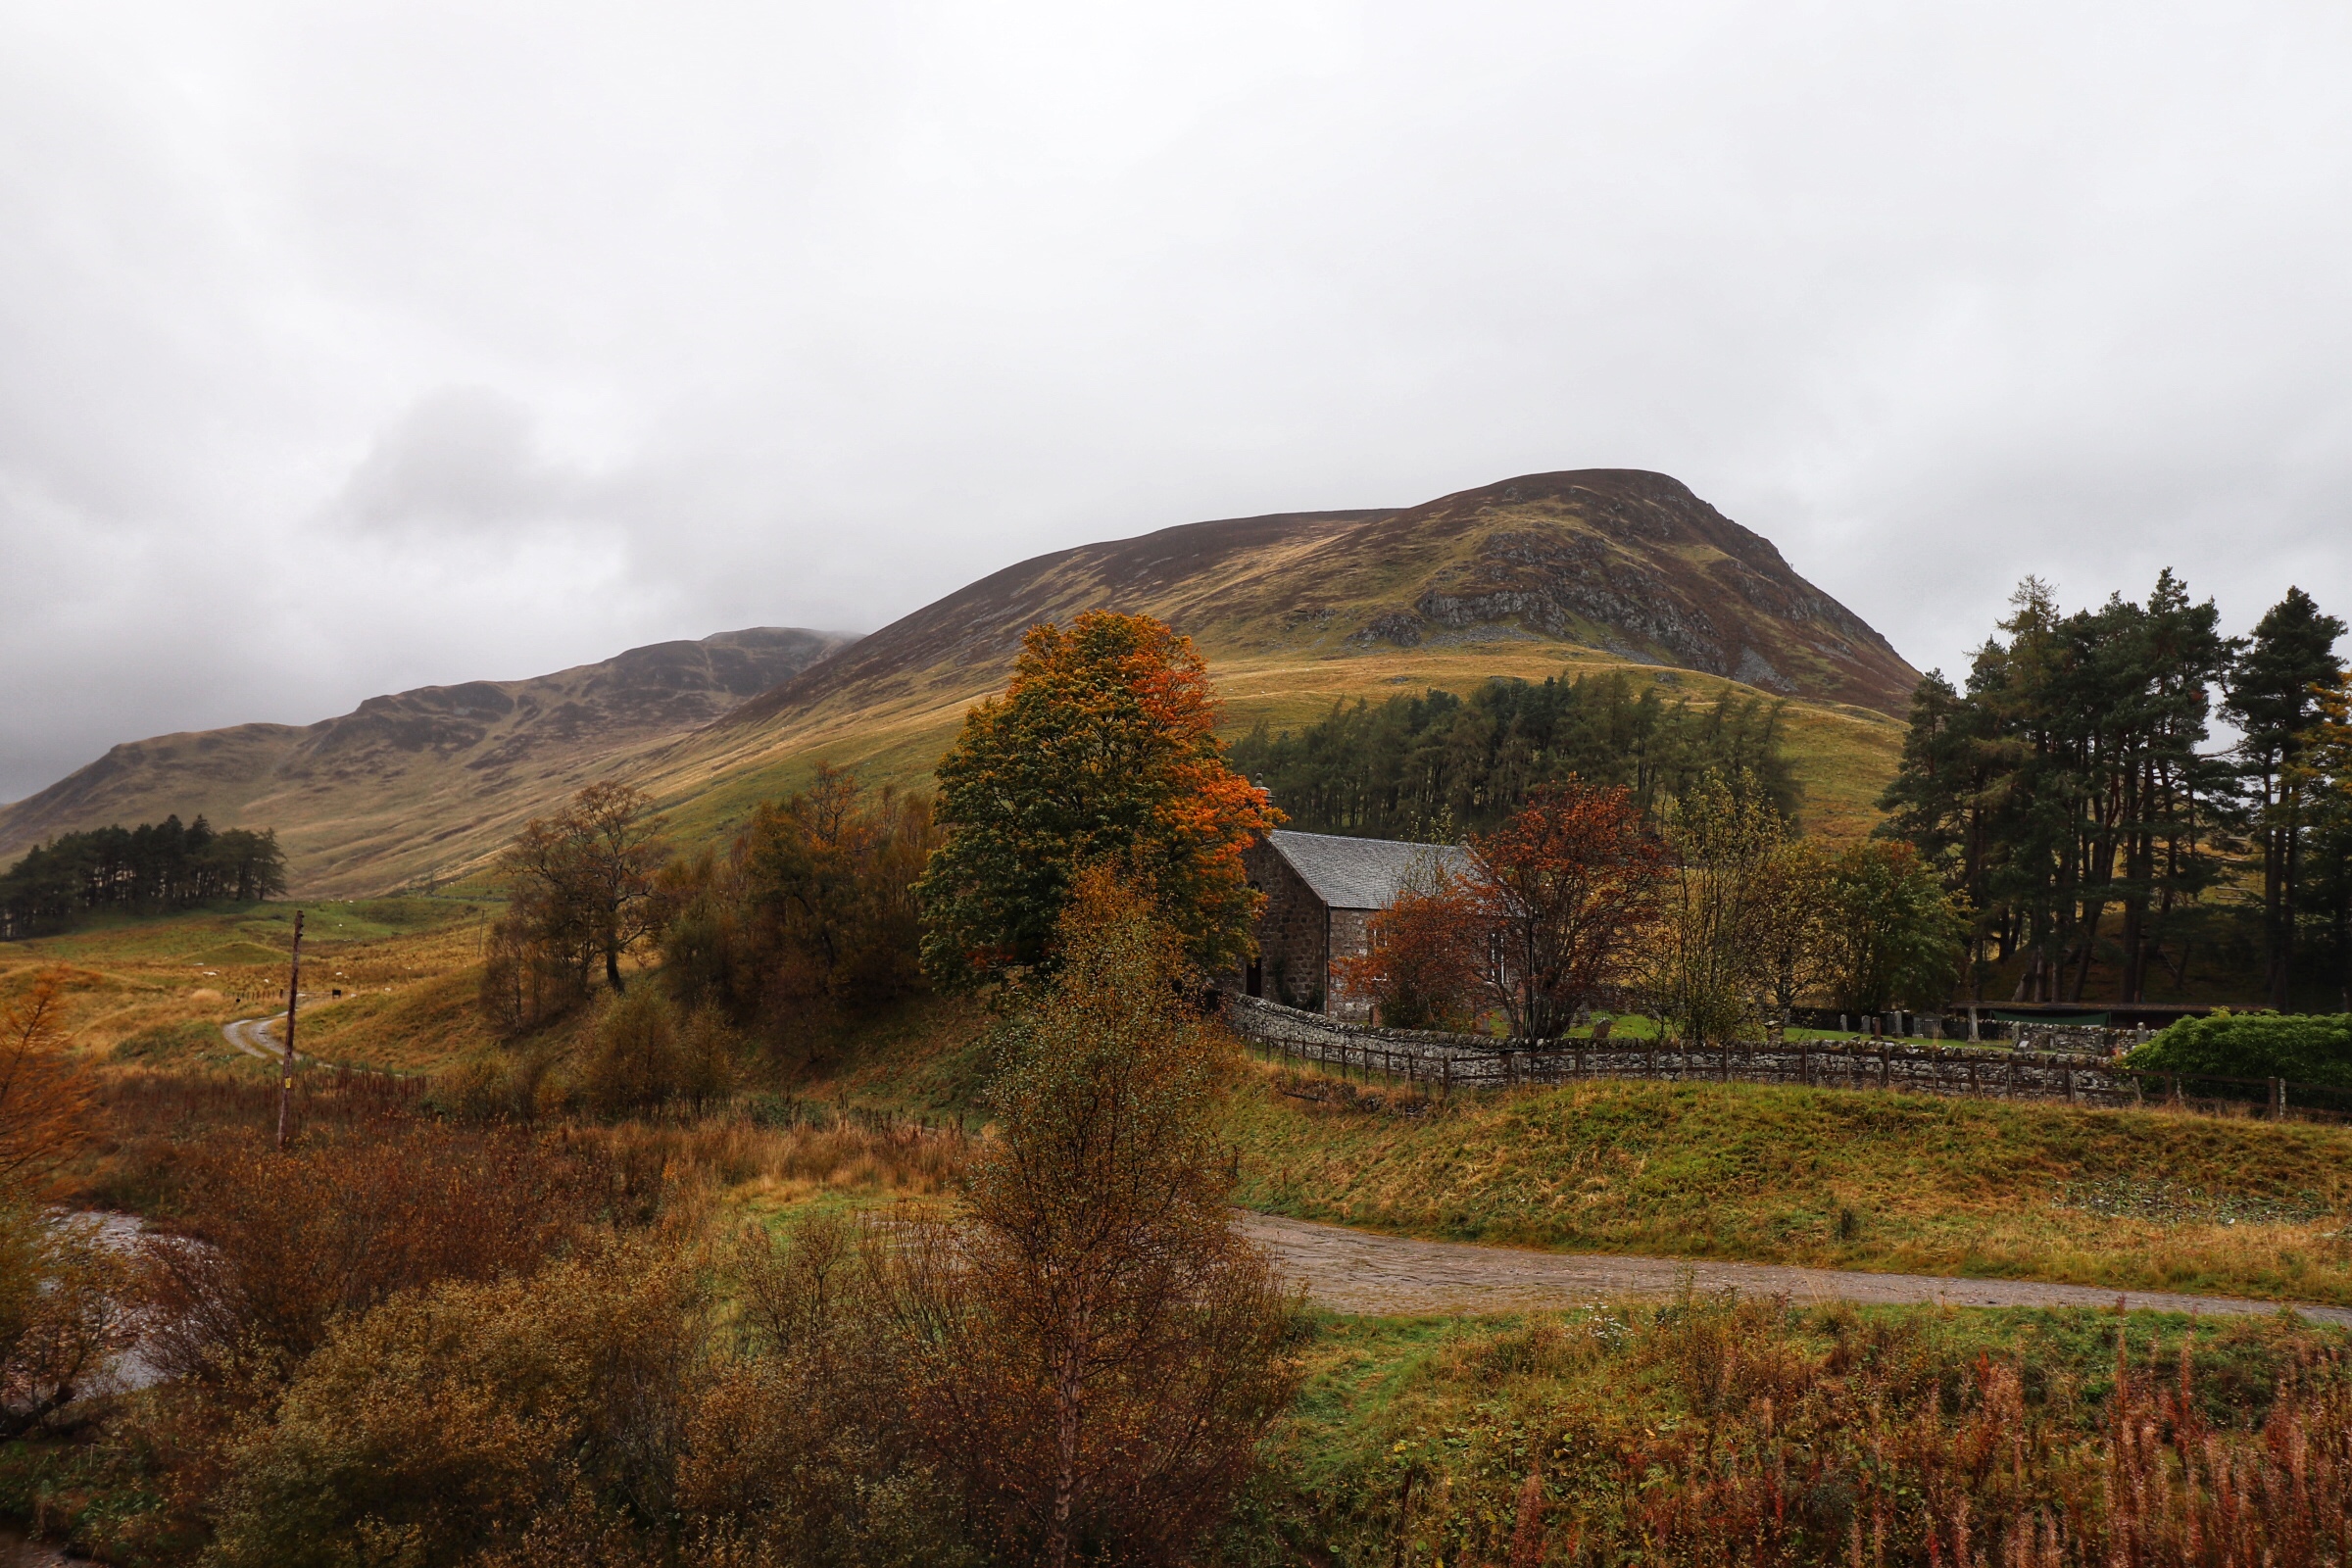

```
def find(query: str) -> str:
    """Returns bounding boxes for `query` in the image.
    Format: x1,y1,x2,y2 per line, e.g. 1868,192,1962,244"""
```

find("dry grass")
1239,1295,2352,1566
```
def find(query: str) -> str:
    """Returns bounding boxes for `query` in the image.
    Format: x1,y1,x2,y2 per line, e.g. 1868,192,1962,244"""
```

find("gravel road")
1237,1210,2352,1327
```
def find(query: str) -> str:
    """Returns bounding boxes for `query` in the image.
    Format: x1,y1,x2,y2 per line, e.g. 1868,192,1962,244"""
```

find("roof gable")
1264,829,1478,910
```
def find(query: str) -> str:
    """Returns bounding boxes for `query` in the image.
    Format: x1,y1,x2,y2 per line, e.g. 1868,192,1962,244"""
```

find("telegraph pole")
275,908,304,1151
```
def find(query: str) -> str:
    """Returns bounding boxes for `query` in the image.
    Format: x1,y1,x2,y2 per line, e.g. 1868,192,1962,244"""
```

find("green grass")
1228,1061,2352,1305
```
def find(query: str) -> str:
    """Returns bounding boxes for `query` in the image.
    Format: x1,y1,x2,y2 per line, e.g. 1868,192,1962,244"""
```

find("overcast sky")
5,2,2349,803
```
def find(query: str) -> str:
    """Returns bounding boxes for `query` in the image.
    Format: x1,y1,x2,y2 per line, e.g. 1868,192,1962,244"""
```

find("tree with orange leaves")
1342,864,1486,1030
0,967,91,1196
917,612,1278,984
1473,779,1665,1038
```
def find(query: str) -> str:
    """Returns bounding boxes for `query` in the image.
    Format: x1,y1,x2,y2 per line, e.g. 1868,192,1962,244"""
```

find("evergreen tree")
2223,587,2347,1007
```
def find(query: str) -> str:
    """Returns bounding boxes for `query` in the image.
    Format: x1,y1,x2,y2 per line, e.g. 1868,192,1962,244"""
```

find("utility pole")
276,908,304,1151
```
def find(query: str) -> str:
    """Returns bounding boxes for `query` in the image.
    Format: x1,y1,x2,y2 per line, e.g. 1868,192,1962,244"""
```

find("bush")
144,1118,594,1377
205,1235,711,1568
0,1205,145,1439
2127,1011,2352,1087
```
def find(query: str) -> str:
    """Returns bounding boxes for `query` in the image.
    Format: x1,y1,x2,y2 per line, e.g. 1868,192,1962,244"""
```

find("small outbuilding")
1240,828,1479,1019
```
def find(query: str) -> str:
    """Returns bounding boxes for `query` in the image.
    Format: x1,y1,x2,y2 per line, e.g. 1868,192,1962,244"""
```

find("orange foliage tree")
917,612,1278,984
0,967,90,1196
1342,867,1486,1030
1473,779,1666,1038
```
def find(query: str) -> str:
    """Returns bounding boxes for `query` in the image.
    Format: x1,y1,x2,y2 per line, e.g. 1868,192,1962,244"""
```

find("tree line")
1881,575,2350,1007
0,815,287,941
1227,670,1798,841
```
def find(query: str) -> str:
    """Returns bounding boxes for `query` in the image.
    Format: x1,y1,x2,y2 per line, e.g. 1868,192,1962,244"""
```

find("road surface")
1236,1210,2352,1327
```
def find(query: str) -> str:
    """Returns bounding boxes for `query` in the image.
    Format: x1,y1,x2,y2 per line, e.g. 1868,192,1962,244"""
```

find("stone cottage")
1240,829,1480,1019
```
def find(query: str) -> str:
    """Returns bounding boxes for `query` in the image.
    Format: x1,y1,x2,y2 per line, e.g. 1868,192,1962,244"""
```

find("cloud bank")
3,1,2347,801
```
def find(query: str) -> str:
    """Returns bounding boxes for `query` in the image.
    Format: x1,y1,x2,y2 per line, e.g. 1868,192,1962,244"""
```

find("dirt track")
1237,1211,2352,1326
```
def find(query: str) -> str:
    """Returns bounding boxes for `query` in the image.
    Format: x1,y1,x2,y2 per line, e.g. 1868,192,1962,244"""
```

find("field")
0,898,490,1070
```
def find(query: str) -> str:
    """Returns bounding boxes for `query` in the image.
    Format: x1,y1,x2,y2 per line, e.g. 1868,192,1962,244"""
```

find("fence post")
2063,1066,2075,1104
1880,1047,1889,1091
1444,1055,1453,1100
1799,1046,1809,1088
2272,1077,2286,1120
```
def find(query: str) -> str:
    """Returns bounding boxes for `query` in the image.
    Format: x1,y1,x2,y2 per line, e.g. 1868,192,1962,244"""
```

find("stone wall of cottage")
1243,839,1329,1009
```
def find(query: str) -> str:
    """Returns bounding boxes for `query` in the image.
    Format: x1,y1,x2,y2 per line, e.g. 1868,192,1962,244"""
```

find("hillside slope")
0,627,851,893
635,468,1917,847
4,468,1919,897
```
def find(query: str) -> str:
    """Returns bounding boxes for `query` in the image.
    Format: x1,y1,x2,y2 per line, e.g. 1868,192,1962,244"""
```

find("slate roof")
1264,829,1480,911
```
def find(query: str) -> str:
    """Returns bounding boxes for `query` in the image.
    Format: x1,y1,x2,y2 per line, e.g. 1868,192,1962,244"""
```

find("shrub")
205,1235,712,1568
0,1205,146,1439
585,990,685,1117
144,1118,593,1377
2128,1011,2352,1087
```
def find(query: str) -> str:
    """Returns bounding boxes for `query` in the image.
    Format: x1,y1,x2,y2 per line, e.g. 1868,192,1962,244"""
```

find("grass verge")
1228,1058,2352,1306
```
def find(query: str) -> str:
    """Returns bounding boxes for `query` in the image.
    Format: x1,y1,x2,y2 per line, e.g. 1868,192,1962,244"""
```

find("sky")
4,1,2350,804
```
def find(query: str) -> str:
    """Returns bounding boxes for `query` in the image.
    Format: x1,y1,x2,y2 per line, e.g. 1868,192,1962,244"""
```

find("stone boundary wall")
1221,993,2134,1106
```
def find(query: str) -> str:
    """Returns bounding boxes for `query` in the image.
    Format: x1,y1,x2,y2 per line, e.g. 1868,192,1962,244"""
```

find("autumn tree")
887,867,1298,1565
916,612,1278,985
481,781,667,1030
661,763,936,1023
1471,779,1666,1039
1341,863,1485,1030
1747,838,1833,1021
0,968,89,1197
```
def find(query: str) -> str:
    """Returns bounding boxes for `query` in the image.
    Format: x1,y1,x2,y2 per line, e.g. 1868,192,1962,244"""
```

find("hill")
632,467,1917,848
3,468,1919,895
0,628,850,894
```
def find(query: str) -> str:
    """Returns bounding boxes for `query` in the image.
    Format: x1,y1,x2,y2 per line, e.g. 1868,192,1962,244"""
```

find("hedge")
2124,1011,2352,1088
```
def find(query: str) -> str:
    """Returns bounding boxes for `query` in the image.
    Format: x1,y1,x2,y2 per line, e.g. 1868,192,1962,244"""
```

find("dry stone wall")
1222,993,2135,1106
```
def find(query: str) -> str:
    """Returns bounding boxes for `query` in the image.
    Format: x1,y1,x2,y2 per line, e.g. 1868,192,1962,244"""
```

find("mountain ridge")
3,468,1918,897
0,627,853,885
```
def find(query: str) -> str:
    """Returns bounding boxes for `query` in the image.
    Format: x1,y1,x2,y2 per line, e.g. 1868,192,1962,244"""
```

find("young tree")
917,612,1277,985
1470,779,1665,1039
1748,838,1833,1022
1642,772,1784,1043
658,765,937,1031
1812,841,1971,1013
2226,586,2348,1008
0,968,89,1197
888,867,1298,1566
1341,864,1485,1030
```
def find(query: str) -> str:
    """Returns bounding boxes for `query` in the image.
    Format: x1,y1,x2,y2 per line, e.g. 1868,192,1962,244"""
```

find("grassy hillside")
1228,1059,2352,1306
2,469,1919,903
0,628,849,896
0,897,491,1070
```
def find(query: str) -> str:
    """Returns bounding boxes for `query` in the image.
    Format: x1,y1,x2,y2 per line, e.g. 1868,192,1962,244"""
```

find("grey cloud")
336,387,582,535
1,1,2347,804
